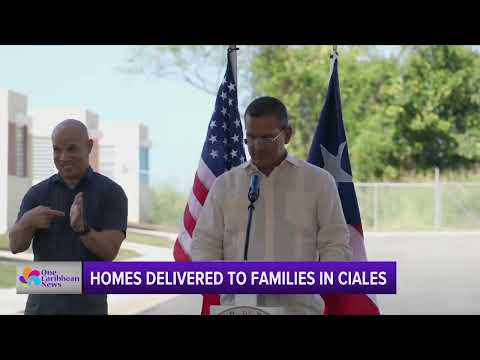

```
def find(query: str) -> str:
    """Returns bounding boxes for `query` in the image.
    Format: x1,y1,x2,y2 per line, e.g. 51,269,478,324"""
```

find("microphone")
248,173,260,203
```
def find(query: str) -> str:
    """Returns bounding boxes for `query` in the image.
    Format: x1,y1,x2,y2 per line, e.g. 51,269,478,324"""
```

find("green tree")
249,45,403,180
394,45,480,172
151,184,188,227
124,45,480,181
249,45,480,180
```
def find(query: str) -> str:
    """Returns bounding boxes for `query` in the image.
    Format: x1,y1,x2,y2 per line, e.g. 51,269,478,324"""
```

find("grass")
128,222,180,234
116,248,142,261
0,263,17,288
0,230,173,252
0,233,8,251
125,231,174,248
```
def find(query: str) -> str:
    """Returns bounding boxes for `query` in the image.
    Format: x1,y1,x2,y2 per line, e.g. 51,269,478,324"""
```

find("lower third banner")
82,261,396,295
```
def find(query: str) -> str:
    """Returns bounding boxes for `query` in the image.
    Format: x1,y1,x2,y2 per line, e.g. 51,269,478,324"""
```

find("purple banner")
82,261,396,294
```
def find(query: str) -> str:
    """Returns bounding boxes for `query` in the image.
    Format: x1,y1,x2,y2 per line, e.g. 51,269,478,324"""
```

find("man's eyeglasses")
244,128,285,146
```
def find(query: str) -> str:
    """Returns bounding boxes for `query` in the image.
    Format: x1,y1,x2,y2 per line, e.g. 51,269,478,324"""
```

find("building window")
140,172,149,185
100,145,116,180
32,136,56,180
139,147,149,172
139,147,149,185
16,125,27,177
8,123,27,177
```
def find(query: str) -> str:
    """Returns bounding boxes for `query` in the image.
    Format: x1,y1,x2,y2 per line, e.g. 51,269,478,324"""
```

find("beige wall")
7,176,32,230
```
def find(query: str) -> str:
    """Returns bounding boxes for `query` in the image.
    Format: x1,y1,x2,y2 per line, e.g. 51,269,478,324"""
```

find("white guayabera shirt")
191,154,353,314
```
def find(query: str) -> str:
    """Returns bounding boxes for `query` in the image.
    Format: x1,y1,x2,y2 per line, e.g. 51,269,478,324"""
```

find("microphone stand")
244,201,256,260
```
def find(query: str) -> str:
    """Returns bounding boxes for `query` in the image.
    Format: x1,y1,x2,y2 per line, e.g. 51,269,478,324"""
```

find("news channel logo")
18,266,41,288
16,262,82,294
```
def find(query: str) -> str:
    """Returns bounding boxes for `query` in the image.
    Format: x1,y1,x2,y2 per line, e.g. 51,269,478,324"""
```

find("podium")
210,294,285,315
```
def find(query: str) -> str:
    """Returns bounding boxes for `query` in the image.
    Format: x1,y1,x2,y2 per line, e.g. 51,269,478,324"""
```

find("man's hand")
21,206,65,230
70,192,85,232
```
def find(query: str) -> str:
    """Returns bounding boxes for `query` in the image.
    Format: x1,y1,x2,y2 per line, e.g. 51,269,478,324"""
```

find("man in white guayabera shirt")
191,96,352,314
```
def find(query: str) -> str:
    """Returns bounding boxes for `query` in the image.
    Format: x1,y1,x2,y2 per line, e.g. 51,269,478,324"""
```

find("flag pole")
228,45,239,86
329,45,338,79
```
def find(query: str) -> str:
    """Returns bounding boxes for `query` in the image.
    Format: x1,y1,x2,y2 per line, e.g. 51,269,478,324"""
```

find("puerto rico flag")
307,51,380,315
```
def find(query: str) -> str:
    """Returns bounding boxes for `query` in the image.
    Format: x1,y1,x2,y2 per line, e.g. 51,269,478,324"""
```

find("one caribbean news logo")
16,262,82,294
18,266,41,288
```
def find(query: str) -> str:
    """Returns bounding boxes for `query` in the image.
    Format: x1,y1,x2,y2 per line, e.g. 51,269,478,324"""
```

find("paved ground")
365,231,480,314
140,231,480,315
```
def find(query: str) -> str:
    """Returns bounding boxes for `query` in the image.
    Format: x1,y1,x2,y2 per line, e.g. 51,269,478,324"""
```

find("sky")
0,45,400,194
0,45,219,193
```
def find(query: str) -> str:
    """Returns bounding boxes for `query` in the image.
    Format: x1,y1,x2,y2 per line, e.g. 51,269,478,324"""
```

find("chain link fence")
356,176,480,231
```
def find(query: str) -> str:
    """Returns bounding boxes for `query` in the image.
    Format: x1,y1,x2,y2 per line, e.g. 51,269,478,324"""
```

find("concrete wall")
100,121,141,223
7,175,32,229
0,89,32,233
0,89,9,233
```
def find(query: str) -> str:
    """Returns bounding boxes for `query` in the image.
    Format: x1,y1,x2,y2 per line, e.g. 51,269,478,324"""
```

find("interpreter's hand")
70,192,85,233
21,206,65,230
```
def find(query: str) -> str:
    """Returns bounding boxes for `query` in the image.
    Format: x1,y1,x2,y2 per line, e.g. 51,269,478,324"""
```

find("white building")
30,108,102,185
0,89,32,234
99,121,152,224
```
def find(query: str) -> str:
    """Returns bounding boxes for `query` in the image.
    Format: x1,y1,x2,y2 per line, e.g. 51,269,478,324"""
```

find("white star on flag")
220,91,227,100
209,150,218,159
240,155,245,162
228,82,235,91
210,120,216,129
228,98,233,106
221,107,227,116
208,135,217,144
231,134,239,143
230,149,237,158
222,122,227,131
234,118,241,127
320,141,353,183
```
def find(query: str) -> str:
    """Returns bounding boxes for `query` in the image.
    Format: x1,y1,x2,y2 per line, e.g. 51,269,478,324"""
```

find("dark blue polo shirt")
17,166,128,315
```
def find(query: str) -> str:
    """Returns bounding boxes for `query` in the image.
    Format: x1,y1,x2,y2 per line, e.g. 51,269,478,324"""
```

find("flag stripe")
173,238,191,262
177,225,193,255
193,174,209,206
188,190,203,221
348,225,367,261
352,223,363,237
183,205,197,239
197,158,216,190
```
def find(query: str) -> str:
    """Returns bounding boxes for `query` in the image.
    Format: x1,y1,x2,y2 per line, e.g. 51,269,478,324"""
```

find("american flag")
307,52,380,315
173,49,246,314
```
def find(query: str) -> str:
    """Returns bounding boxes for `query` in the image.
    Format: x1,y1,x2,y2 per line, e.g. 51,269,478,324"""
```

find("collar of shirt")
51,166,94,188
240,153,302,177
